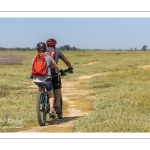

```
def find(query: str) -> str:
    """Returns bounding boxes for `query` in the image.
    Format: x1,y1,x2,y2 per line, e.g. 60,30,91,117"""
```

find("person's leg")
52,74,62,107
42,78,55,117
34,80,55,116
56,88,62,107
48,90,55,118
47,90,54,112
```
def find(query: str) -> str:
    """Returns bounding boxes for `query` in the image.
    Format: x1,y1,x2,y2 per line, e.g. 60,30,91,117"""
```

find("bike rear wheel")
36,92,47,126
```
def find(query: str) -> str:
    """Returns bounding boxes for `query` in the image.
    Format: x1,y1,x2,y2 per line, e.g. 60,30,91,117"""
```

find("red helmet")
46,38,57,47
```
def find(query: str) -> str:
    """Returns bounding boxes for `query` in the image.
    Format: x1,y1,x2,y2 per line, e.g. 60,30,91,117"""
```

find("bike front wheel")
36,92,47,126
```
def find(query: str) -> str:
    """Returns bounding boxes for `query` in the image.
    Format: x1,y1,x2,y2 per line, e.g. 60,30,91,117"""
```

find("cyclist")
31,42,63,118
46,38,73,113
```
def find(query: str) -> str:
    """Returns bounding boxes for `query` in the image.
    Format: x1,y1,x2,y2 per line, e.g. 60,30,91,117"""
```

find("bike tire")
36,92,47,126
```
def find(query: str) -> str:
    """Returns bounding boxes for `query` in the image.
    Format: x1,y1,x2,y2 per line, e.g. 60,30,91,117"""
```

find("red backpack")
32,54,48,76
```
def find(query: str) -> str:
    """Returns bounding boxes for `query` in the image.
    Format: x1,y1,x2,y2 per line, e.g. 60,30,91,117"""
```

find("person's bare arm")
62,57,72,68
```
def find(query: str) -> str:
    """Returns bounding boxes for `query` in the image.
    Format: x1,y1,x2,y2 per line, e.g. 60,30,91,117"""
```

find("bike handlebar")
58,68,73,76
26,68,73,79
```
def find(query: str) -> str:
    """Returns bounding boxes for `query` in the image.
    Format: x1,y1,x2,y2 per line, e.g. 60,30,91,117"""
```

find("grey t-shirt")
46,47,65,74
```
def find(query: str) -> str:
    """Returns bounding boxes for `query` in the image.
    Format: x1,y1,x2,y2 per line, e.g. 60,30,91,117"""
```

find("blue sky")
0,18,150,50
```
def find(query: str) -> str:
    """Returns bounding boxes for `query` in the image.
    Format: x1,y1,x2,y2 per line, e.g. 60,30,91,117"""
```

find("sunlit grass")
1,50,150,132
73,68,150,132
0,90,37,132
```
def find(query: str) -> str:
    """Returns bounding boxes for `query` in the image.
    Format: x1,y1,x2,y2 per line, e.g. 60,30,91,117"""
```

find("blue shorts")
34,78,53,91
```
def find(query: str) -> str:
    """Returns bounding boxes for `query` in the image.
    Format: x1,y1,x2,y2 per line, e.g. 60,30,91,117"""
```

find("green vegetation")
1,50,150,132
72,51,150,132
73,69,150,132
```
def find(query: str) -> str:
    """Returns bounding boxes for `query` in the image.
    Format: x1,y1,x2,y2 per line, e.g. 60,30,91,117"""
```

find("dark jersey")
46,47,65,74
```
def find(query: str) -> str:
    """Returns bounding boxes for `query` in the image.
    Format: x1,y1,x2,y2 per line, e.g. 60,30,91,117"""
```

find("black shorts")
52,73,62,89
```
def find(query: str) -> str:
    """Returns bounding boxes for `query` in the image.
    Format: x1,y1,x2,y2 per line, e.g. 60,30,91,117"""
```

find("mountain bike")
36,69,70,126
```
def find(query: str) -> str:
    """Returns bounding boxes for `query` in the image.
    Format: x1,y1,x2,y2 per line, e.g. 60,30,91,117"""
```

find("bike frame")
40,85,57,113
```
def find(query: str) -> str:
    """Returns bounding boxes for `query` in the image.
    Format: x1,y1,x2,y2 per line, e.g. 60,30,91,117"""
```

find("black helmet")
36,42,46,51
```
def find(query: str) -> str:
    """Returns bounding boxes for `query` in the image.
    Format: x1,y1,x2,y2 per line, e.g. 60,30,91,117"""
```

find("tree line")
0,45,148,51
0,45,78,51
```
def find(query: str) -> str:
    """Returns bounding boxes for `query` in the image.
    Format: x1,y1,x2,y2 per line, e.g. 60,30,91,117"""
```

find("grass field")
1,50,150,132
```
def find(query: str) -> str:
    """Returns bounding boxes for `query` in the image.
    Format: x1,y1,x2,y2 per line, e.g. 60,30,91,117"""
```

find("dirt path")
138,65,150,69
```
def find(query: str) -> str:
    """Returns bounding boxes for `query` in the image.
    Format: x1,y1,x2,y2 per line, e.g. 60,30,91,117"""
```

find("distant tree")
26,47,31,50
64,45,70,50
72,46,77,50
142,45,147,51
